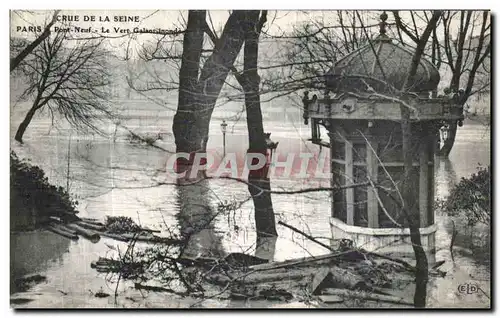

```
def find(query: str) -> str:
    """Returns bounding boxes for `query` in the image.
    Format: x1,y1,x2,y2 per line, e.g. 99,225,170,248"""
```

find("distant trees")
14,29,111,143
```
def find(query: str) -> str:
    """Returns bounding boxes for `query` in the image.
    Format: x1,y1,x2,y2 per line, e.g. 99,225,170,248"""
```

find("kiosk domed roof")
326,12,440,94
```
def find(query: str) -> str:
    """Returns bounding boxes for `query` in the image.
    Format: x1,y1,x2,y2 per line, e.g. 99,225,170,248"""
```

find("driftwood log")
76,221,105,231
47,225,79,240
80,218,105,226
66,223,100,241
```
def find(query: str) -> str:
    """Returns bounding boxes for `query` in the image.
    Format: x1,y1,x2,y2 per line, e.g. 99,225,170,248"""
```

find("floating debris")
47,224,79,240
12,274,47,293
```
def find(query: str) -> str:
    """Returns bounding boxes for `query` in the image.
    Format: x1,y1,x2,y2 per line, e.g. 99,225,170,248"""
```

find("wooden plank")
321,288,414,306
249,251,348,271
345,141,354,225
319,295,344,303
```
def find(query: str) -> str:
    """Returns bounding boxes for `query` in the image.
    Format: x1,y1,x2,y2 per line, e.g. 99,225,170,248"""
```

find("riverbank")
10,151,80,231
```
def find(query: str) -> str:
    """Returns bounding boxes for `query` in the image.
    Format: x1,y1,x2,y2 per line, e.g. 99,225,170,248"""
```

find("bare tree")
131,11,279,237
10,10,60,72
398,11,442,307
394,10,491,157
437,10,490,156
14,30,111,143
240,11,278,238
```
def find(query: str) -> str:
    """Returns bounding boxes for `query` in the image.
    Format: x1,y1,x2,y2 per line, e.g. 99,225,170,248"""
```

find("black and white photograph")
8,8,491,309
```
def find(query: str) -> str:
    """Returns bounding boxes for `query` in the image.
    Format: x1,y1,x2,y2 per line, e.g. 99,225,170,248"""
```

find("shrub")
10,151,79,229
126,132,161,145
105,216,141,233
438,165,491,226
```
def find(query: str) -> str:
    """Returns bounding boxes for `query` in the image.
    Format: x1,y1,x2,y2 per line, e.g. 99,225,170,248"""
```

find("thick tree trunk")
242,11,277,238
173,10,206,172
15,105,38,143
196,11,251,148
173,10,249,178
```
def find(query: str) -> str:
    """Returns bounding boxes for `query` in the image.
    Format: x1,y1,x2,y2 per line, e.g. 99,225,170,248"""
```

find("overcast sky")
10,9,484,61
11,9,472,38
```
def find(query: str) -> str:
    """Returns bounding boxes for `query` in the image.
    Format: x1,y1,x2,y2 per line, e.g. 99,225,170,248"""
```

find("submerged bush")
10,151,79,229
105,216,141,233
126,131,161,145
438,165,491,226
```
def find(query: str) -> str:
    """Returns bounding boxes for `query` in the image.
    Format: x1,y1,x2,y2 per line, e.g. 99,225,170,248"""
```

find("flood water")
10,106,491,308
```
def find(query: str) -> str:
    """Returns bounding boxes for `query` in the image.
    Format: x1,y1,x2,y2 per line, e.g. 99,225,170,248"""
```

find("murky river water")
10,108,491,308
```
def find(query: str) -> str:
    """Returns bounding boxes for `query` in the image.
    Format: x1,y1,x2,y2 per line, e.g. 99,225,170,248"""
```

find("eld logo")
457,283,479,295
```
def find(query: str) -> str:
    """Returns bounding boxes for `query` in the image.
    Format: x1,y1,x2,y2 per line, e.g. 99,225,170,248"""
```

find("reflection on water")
175,180,225,259
10,231,70,292
428,144,491,308
435,158,458,200
10,114,490,307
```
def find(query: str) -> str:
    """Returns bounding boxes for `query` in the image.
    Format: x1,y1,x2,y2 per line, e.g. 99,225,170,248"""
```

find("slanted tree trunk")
173,11,250,177
241,10,278,238
15,103,39,143
10,10,60,72
196,11,251,150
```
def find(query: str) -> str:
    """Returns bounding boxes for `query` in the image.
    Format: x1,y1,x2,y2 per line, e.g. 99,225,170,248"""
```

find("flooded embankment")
10,113,490,308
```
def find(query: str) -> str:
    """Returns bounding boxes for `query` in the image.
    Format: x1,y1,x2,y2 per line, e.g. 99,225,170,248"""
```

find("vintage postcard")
9,9,491,309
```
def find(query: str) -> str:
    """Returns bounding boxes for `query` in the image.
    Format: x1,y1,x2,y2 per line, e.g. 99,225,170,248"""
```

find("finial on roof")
379,11,388,35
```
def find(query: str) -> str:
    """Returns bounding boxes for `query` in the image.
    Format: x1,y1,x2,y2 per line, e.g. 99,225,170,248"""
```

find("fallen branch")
133,282,190,297
361,250,416,272
278,220,334,252
249,250,362,272
100,232,184,245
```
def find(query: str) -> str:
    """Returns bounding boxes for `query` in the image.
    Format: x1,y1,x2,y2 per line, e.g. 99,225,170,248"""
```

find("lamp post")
440,124,449,142
220,119,228,158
